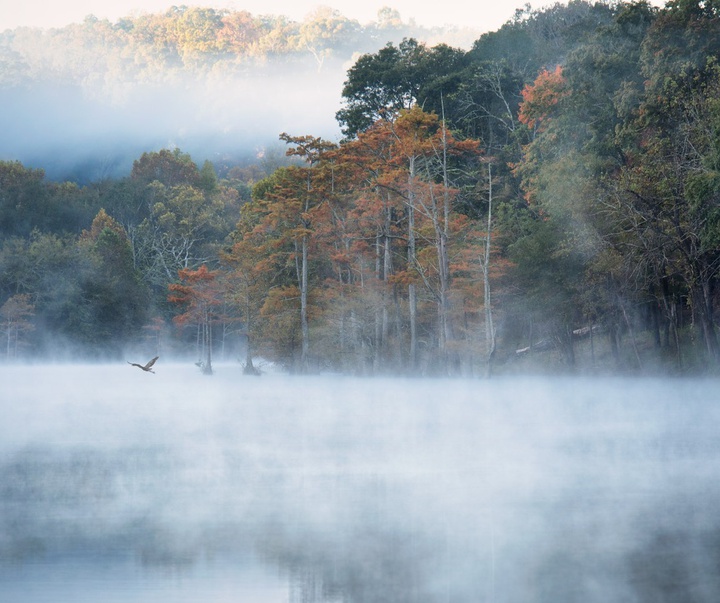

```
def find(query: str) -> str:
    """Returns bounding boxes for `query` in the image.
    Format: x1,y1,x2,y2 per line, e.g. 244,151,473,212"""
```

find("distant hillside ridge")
0,6,481,89
0,6,481,181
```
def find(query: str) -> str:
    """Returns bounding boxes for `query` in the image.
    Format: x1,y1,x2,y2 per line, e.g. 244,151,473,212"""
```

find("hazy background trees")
0,5,478,182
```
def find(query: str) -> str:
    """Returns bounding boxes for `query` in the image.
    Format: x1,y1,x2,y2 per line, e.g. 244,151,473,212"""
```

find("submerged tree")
222,213,273,375
168,264,222,374
245,134,337,372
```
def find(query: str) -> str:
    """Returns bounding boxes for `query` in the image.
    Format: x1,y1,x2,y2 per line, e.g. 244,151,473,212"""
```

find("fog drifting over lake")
1,364,720,602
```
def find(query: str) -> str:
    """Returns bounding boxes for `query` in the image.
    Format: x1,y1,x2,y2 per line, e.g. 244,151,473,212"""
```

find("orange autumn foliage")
518,65,568,131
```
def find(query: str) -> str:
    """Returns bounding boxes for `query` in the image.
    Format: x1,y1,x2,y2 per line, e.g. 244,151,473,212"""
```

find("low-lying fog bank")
1,364,719,602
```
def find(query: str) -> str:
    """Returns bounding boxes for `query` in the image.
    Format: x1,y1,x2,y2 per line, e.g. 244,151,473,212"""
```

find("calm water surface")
1,364,719,602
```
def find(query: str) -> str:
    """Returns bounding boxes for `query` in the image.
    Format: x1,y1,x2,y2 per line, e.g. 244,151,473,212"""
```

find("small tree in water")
168,265,221,374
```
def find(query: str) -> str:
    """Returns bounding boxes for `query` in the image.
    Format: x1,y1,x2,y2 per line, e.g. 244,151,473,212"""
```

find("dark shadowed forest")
2,0,720,376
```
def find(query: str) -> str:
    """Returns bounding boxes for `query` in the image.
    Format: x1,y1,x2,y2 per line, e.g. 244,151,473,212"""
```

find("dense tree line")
0,6,474,88
2,0,720,375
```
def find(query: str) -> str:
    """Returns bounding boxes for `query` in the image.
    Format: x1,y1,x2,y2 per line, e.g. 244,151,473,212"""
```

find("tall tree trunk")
435,107,454,372
693,278,719,363
383,200,393,364
202,309,213,375
407,157,418,372
620,300,642,370
300,235,310,372
244,339,257,374
243,293,260,375
660,276,683,369
374,228,383,373
480,163,496,377
434,212,452,367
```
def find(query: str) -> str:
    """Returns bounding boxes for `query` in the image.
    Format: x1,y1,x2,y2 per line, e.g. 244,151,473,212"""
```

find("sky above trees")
5,0,557,32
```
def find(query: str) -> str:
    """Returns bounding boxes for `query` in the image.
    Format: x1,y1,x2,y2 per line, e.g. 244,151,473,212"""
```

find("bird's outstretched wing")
127,356,159,372
144,356,159,370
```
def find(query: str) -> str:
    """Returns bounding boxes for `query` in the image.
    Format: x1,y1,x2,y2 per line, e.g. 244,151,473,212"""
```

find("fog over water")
2,364,720,602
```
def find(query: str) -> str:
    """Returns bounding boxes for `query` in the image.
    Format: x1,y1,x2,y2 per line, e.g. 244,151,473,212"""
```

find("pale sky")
0,0,550,32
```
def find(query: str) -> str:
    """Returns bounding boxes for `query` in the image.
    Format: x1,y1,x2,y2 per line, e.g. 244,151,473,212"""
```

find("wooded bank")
2,0,720,376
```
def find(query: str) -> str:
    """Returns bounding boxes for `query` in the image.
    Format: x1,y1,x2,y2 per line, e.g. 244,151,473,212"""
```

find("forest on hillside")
0,5,478,181
2,0,720,376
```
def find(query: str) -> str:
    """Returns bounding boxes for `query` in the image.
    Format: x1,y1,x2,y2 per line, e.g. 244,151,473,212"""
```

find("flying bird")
128,356,159,373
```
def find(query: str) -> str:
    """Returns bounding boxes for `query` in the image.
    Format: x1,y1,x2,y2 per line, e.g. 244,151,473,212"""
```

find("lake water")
1,364,720,602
